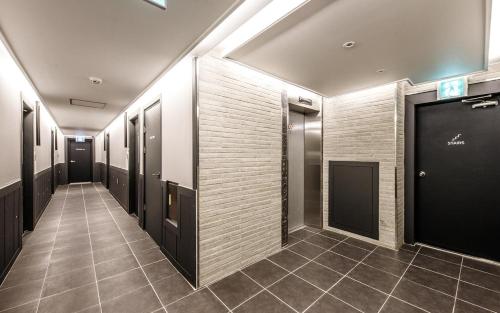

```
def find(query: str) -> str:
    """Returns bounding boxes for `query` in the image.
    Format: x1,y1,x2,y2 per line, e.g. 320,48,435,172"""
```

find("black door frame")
21,98,34,232
128,115,139,215
106,133,110,189
67,137,93,183
404,79,500,244
143,98,162,243
50,129,55,194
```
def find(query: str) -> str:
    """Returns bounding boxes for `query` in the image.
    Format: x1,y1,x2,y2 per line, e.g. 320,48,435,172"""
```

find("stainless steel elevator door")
288,111,305,231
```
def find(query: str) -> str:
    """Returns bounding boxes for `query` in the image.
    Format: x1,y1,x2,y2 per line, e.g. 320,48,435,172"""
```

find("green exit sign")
437,77,468,100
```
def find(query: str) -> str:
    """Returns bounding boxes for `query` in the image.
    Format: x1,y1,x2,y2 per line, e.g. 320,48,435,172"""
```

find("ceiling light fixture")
218,0,308,56
342,41,356,49
144,0,166,10
89,77,103,85
376,69,386,73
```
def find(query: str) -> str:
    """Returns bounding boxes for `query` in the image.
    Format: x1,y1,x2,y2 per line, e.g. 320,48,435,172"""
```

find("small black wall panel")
329,161,379,240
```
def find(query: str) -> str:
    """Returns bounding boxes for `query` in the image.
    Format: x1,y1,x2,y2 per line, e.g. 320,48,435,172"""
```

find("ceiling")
228,0,490,96
0,0,241,135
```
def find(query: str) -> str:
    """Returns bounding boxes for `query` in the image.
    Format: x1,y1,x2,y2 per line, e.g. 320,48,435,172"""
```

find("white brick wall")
198,56,283,285
323,83,401,248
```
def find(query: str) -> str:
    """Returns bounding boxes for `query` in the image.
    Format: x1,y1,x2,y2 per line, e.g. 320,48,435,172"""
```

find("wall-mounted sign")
437,77,468,100
75,136,86,143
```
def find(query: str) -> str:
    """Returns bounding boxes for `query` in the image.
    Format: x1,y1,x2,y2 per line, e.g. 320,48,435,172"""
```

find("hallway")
0,184,193,313
0,184,499,313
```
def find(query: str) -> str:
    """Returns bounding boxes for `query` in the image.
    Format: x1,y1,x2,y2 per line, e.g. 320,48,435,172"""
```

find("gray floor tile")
294,261,342,291
314,251,357,274
166,288,227,313
101,285,162,313
0,279,43,311
98,268,149,301
412,254,461,278
460,266,500,292
457,281,500,312
268,249,308,271
268,274,322,312
95,253,139,280
393,278,454,313
233,291,295,313
363,253,408,276
37,283,99,313
42,266,95,297
332,242,370,261
210,271,262,309
152,273,195,305
380,297,427,313
142,259,176,282
330,277,388,313
242,259,288,287
374,246,416,263
135,248,165,266
305,294,359,313
404,265,458,296
288,241,325,259
348,263,399,293
304,234,339,250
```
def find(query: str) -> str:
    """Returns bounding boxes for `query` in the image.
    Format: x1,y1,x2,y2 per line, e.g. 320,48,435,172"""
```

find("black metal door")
135,120,141,214
415,100,500,261
144,101,162,245
51,130,55,193
68,140,92,183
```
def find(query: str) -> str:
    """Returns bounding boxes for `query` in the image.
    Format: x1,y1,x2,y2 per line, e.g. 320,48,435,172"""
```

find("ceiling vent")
70,98,107,109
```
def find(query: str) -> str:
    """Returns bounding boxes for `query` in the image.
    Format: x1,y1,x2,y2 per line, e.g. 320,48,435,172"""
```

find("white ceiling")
0,0,241,135
228,0,490,96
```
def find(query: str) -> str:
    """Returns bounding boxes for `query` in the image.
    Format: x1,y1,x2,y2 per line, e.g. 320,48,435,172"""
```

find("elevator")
285,94,322,237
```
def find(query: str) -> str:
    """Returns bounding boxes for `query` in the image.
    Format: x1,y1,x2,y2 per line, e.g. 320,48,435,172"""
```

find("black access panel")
329,161,379,240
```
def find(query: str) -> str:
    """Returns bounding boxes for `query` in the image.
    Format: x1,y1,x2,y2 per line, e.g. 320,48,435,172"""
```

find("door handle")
70,160,76,163
152,173,161,178
418,170,426,178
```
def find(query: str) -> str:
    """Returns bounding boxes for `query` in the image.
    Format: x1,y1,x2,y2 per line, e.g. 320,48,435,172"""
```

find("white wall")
0,36,62,189
96,57,194,188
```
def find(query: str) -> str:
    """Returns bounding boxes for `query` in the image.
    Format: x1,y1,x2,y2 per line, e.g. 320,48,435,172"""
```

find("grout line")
207,286,233,313
93,183,165,312
452,257,464,313
302,240,378,313
238,270,299,313
33,184,69,313
376,246,422,313
81,184,103,313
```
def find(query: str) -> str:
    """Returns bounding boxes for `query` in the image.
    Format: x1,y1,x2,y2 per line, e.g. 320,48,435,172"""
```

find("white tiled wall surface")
322,83,401,249
198,56,283,286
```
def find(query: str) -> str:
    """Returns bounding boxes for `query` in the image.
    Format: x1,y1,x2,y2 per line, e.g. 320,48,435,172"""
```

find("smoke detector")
342,41,356,49
89,77,103,85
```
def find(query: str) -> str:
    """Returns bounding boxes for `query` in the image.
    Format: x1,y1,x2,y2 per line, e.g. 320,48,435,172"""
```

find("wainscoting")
161,181,197,286
34,167,52,227
109,165,128,212
56,162,68,186
93,162,101,183
97,162,106,185
0,181,22,284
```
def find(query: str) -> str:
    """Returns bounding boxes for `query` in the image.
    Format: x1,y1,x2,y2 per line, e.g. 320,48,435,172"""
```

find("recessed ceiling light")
376,69,386,73
144,0,166,9
89,77,103,85
342,41,356,49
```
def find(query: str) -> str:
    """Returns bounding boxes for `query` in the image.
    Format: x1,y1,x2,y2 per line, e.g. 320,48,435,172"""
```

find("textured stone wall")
198,55,283,285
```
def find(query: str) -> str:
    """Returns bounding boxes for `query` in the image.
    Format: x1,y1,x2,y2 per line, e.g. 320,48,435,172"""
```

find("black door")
144,101,162,245
22,106,34,231
415,99,500,261
128,117,141,215
68,140,92,183
106,133,110,189
51,130,55,193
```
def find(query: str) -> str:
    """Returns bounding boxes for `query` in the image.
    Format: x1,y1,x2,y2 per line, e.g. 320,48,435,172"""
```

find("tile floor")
203,228,500,313
1,183,499,313
0,183,193,313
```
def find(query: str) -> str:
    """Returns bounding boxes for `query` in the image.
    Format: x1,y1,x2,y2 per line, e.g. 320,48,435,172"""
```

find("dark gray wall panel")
0,181,22,284
33,168,52,227
329,161,379,240
108,165,129,212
